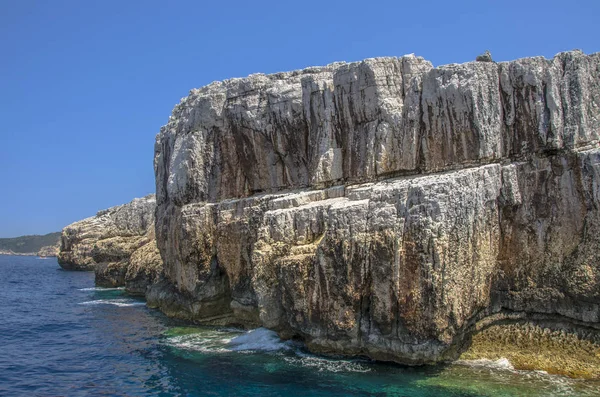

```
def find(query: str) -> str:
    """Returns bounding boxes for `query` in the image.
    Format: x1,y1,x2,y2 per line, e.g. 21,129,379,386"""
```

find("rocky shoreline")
57,195,162,295
57,50,600,379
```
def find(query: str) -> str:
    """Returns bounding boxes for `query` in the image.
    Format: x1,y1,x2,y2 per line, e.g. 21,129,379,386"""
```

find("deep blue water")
0,255,599,397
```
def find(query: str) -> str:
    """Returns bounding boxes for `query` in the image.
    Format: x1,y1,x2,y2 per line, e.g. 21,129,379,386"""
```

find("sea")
0,255,598,397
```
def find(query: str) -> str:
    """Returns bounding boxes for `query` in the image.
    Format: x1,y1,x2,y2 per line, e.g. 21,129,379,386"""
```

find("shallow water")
0,255,598,396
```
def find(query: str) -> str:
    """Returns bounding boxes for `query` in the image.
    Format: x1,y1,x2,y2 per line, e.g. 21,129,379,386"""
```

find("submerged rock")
150,50,600,371
57,195,162,295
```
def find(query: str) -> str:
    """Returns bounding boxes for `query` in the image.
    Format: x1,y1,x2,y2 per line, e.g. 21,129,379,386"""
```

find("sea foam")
284,352,372,373
164,327,372,373
79,299,145,307
227,327,291,352
164,327,292,354
456,357,515,370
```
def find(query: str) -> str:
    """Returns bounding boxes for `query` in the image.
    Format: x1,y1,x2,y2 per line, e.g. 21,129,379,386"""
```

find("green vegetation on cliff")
0,232,61,254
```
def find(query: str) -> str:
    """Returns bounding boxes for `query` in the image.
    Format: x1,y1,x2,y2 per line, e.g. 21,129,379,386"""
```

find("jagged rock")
95,261,128,287
57,195,161,294
124,229,163,296
476,50,493,62
150,51,600,370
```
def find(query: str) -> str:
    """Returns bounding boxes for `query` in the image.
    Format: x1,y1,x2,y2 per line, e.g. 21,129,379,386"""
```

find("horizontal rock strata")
58,195,162,295
151,50,600,368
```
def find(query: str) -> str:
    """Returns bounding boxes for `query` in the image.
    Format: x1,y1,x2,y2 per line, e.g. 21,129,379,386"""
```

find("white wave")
163,330,237,353
164,327,293,354
219,327,247,333
164,327,372,373
168,326,371,373
456,357,515,370
79,299,145,307
165,335,231,353
227,328,291,352
78,287,125,291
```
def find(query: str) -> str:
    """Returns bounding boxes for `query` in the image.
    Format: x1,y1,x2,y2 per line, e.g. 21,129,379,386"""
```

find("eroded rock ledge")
151,50,600,373
58,195,162,295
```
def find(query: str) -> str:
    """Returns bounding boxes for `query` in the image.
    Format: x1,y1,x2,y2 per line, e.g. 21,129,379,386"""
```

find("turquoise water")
0,255,598,396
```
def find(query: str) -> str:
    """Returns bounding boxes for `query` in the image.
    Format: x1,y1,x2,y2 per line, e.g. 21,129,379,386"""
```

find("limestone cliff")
150,51,600,371
57,195,162,295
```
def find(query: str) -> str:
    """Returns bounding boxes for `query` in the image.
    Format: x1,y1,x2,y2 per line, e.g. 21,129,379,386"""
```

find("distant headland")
0,232,61,257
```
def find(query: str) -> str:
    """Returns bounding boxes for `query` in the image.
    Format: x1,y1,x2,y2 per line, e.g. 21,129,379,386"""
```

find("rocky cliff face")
58,195,162,295
150,51,600,368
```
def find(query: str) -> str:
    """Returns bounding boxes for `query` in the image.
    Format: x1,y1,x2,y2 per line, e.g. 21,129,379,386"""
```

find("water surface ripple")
0,256,598,396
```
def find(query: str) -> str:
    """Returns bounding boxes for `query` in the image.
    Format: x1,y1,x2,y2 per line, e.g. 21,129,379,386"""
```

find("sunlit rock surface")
57,195,162,295
150,50,600,367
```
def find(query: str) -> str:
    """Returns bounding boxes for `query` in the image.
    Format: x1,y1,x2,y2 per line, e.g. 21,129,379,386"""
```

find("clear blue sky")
1,0,598,237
